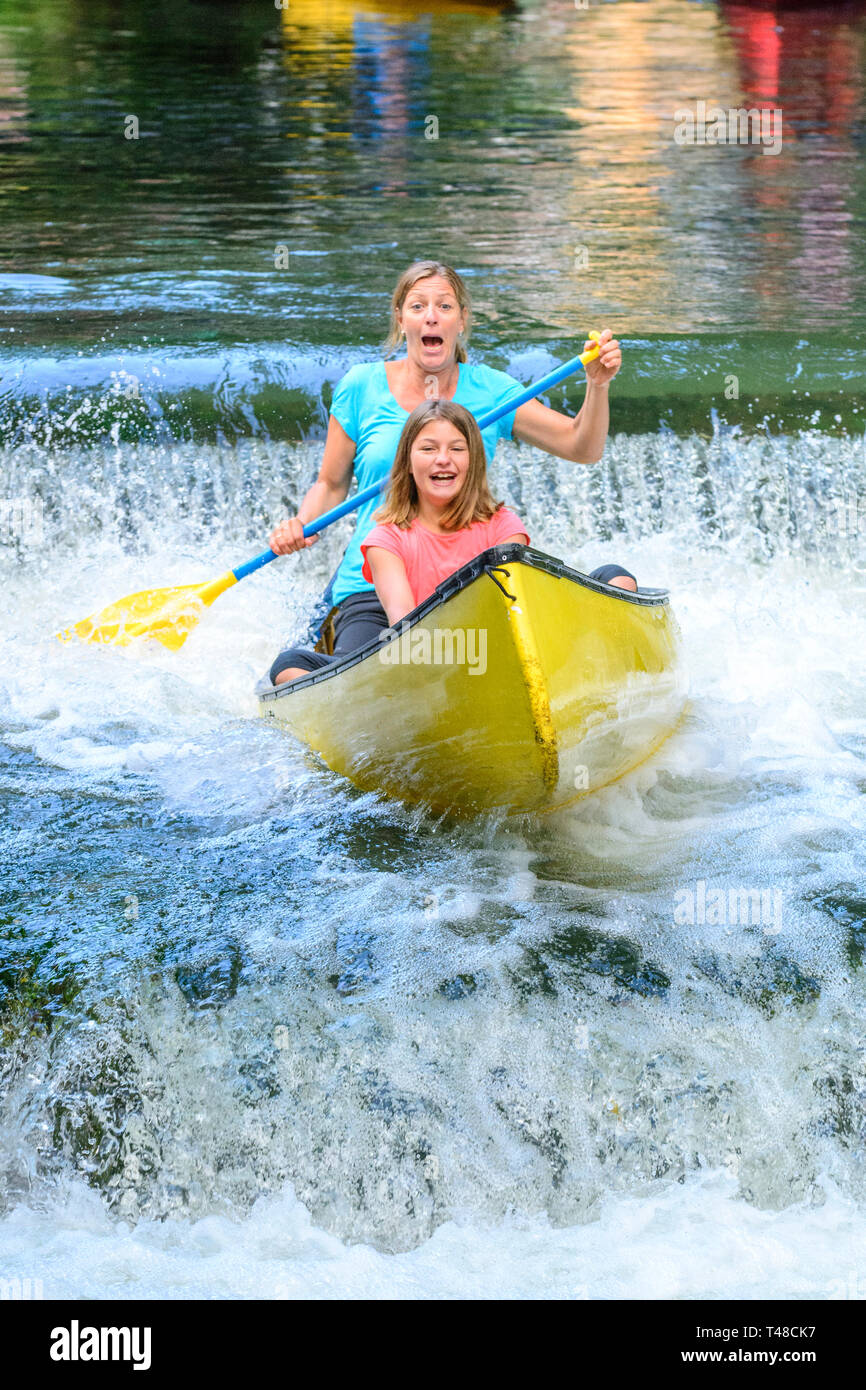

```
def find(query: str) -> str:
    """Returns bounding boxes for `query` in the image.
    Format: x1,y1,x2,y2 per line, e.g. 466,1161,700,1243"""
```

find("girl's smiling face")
398,275,466,369
409,419,470,509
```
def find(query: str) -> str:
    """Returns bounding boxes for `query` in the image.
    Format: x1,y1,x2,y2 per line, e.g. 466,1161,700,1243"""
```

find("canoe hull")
257,546,686,816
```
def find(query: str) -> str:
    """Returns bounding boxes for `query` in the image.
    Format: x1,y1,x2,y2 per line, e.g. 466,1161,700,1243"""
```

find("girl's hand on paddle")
269,517,317,556
583,329,621,386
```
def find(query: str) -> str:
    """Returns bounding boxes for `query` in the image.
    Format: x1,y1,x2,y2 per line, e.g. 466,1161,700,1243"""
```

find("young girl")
360,399,528,625
268,399,637,684
361,399,637,627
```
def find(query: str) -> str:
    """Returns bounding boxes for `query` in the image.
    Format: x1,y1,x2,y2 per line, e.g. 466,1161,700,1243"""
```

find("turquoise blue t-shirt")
327,359,523,606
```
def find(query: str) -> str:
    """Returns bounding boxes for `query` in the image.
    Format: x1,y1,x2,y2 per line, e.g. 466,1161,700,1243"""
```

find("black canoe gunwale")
257,544,671,703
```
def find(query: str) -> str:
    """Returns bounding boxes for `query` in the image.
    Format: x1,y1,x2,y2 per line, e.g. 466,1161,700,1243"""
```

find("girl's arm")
365,547,417,627
269,415,357,555
511,330,621,465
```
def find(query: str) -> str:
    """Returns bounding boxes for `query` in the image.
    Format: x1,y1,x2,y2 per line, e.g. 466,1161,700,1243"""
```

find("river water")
1,0,866,1300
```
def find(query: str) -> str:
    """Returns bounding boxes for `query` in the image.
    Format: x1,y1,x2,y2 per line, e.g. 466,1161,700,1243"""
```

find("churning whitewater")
1,419,865,1298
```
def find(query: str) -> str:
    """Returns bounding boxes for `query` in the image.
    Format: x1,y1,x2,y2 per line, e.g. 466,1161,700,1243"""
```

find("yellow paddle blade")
57,570,237,652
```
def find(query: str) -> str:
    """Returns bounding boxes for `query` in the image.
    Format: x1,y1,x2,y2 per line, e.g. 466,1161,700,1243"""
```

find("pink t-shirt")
360,508,529,607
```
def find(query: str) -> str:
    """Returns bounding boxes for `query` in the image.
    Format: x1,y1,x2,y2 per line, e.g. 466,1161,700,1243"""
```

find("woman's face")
398,275,466,370
409,419,470,508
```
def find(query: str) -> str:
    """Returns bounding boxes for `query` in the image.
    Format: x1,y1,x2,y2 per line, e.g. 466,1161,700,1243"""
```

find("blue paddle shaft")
231,348,593,583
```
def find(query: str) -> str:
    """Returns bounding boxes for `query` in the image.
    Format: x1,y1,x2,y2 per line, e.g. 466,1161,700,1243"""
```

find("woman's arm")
511,330,621,465
365,547,417,627
269,415,357,555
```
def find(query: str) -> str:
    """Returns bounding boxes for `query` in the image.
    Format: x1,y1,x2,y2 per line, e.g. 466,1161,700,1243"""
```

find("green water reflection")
1,0,865,348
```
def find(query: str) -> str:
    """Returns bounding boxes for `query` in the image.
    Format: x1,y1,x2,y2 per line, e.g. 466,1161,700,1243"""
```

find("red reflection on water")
719,2,865,315
720,2,865,133
724,4,781,101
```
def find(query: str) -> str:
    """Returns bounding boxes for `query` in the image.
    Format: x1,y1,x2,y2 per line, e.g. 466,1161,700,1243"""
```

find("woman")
268,259,628,685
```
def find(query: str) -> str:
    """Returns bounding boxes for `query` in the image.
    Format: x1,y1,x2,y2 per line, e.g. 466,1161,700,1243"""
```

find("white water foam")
2,432,865,1297
0,1171,863,1300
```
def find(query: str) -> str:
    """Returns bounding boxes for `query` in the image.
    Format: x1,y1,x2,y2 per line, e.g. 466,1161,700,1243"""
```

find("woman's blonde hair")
377,399,502,532
383,261,472,363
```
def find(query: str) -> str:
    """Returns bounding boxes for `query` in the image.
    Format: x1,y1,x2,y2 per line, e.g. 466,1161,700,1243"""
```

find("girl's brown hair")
383,261,472,363
377,399,502,532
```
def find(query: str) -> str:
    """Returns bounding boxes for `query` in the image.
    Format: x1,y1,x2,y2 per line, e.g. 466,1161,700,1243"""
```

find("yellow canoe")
257,544,686,816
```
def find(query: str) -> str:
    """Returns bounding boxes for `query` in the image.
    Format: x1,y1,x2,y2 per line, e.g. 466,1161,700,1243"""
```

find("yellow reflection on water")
281,0,509,44
274,0,865,332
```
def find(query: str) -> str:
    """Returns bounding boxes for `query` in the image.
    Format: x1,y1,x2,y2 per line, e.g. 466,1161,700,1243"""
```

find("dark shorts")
590,562,637,588
267,562,638,685
269,591,390,683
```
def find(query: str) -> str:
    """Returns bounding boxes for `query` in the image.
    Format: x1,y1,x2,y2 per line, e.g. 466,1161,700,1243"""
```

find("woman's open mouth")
421,335,444,349
429,471,456,483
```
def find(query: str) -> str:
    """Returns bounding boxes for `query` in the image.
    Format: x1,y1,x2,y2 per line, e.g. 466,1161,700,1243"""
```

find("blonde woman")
268,259,624,684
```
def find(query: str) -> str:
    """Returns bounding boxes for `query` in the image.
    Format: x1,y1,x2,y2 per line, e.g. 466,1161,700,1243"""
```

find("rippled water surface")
1,0,866,1299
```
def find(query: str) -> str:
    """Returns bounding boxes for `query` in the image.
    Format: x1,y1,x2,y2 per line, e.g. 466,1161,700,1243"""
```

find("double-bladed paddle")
59,335,601,651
